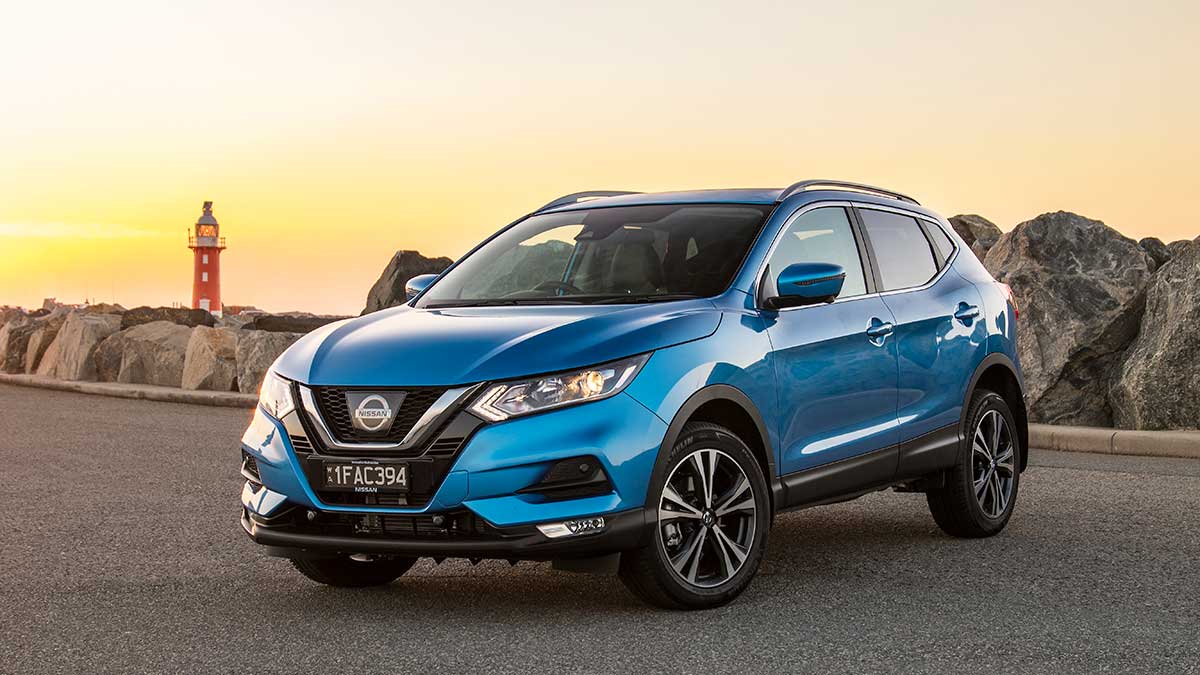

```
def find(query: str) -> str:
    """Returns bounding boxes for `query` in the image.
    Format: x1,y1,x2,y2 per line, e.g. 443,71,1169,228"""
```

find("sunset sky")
2,0,1197,315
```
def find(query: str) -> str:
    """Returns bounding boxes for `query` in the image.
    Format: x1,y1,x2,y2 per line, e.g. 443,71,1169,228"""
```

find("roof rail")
535,191,642,213
777,180,920,205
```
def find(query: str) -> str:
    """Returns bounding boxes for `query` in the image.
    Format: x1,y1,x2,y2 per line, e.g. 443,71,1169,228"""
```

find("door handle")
865,318,894,339
954,303,981,322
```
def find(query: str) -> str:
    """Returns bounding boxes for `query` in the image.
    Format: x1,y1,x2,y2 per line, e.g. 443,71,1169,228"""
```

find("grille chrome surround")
296,383,479,453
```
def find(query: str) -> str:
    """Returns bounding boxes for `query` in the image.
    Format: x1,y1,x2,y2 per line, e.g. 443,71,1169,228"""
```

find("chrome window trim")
754,200,959,313
297,384,479,451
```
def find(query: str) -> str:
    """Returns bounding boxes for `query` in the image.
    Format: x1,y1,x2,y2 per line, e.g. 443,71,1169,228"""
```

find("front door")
762,206,900,476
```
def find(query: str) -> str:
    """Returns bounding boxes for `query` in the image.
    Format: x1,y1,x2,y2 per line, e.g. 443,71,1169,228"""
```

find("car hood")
273,299,722,387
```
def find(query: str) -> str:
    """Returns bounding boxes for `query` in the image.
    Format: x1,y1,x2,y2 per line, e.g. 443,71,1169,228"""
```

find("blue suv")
240,180,1027,609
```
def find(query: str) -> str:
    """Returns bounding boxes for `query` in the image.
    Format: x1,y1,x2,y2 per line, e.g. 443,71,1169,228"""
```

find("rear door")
855,207,988,466
762,205,900,478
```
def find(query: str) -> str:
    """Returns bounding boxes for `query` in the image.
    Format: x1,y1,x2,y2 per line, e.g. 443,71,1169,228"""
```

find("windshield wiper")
424,298,585,309
592,293,702,305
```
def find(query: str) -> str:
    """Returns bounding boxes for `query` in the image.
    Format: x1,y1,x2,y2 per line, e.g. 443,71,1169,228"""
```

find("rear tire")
290,555,417,587
619,422,770,610
927,388,1020,538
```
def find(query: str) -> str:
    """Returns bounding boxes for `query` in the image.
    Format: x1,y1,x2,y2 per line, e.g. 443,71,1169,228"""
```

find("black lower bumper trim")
242,508,648,561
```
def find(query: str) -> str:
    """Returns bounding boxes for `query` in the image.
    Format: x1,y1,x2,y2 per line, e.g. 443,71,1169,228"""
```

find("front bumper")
240,389,668,557
241,507,648,561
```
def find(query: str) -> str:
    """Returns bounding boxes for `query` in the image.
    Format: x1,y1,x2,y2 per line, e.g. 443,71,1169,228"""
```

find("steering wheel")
532,280,585,296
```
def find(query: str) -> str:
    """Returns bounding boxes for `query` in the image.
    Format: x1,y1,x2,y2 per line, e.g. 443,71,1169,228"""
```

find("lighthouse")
188,201,226,315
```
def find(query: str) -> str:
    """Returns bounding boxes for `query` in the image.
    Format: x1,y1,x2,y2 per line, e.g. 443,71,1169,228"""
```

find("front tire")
926,388,1021,538
290,555,417,587
619,422,770,610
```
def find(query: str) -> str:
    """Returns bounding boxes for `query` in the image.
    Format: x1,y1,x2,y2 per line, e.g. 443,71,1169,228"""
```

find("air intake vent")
290,434,314,454
240,452,261,482
427,437,465,456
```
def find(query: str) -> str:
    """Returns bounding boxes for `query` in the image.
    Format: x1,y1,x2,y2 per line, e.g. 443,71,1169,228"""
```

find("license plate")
323,460,408,493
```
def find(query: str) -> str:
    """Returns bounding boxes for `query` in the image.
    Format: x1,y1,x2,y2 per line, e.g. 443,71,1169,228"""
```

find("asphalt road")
2,384,1198,675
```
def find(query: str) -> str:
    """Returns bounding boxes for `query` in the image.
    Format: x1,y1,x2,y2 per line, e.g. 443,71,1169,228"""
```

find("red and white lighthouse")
188,201,226,315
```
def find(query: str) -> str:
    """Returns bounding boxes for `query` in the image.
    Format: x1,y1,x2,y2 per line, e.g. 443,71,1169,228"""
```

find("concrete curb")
1030,423,1200,460
0,373,257,409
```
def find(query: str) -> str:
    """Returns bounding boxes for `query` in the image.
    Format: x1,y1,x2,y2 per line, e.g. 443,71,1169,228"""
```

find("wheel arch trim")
963,353,1029,471
647,384,781,516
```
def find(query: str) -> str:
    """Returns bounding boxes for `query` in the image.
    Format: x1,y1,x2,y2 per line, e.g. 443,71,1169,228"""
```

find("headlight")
258,370,296,420
469,354,650,422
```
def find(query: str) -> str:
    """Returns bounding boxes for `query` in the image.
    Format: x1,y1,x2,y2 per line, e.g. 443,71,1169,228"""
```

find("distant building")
188,201,227,315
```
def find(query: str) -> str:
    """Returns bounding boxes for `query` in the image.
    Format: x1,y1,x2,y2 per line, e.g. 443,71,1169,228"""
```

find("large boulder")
1137,237,1171,270
236,330,303,393
1166,239,1193,259
0,307,26,327
92,331,125,383
22,311,69,373
363,250,453,314
36,312,122,380
984,211,1154,426
247,313,349,334
1110,240,1200,430
216,313,254,330
182,326,241,391
97,321,193,387
120,306,214,330
0,318,35,374
84,302,126,315
949,214,1003,258
0,316,30,371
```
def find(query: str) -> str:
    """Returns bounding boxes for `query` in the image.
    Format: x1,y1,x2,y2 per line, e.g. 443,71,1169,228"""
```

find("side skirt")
778,424,959,509
895,424,959,481
780,445,898,510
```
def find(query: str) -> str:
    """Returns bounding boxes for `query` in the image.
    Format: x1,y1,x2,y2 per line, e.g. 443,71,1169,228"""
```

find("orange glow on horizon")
2,1,1197,315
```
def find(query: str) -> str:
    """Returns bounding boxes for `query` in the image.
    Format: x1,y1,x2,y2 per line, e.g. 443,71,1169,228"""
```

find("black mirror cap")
762,293,838,311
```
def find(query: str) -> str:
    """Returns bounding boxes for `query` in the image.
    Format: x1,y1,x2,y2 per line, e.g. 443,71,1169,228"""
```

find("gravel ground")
2,384,1197,674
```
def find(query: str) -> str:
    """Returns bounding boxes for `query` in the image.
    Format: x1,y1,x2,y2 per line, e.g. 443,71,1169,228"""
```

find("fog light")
537,516,606,539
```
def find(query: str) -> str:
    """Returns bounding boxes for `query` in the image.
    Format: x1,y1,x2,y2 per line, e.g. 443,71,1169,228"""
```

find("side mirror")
764,262,846,310
405,274,439,301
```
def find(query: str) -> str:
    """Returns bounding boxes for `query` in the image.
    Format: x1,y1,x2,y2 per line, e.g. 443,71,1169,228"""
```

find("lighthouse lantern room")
188,201,226,315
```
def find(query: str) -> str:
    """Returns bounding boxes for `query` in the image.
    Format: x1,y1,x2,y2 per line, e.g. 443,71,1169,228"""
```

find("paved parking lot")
2,384,1198,674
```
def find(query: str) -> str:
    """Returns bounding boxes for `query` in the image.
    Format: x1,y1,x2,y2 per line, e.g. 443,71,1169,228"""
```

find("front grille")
284,403,485,510
378,511,502,539
312,386,448,443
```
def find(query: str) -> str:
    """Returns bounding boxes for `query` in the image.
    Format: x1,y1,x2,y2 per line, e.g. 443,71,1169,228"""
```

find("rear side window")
859,209,938,291
925,223,956,264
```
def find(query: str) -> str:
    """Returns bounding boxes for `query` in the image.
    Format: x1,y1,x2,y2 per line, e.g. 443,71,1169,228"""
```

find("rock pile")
4,213,1196,430
0,304,325,394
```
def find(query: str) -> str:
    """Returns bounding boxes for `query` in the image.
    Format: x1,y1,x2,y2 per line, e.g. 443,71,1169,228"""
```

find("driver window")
766,207,867,299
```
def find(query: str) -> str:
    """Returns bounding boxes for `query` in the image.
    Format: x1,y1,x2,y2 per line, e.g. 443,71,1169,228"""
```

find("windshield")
417,203,772,308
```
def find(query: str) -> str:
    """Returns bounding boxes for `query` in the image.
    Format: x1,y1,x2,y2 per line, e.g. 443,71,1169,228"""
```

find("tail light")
998,282,1019,319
